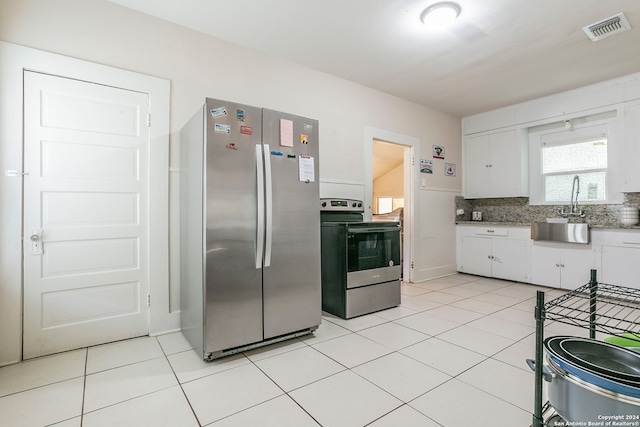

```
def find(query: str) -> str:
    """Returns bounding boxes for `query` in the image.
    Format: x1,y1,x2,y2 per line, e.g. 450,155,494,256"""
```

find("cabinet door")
488,130,522,197
601,245,640,290
464,135,491,198
531,244,561,287
622,103,640,192
460,236,492,277
491,238,529,282
559,246,595,290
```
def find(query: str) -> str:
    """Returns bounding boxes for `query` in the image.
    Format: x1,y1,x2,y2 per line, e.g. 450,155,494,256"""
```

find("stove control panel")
320,198,364,211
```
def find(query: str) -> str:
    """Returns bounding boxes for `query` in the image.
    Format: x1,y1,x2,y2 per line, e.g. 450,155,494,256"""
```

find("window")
528,111,620,206
542,138,607,203
377,197,404,214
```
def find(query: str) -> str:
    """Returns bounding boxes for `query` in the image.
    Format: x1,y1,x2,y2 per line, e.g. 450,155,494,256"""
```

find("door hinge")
411,261,414,269
146,113,151,127
411,157,415,166
147,294,150,307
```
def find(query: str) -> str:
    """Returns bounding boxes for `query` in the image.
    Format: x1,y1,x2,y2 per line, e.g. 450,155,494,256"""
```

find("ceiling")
108,0,640,118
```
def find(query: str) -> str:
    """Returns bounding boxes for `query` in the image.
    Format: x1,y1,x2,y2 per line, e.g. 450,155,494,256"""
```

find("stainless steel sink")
531,222,590,244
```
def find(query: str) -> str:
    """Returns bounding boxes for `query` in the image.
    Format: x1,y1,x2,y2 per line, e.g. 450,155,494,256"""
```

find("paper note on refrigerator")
299,154,315,182
280,119,294,147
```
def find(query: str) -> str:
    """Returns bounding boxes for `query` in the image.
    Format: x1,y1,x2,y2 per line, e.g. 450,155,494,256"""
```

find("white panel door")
23,71,150,359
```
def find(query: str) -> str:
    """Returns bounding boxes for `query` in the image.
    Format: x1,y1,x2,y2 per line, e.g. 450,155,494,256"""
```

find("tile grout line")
80,348,88,427
161,337,204,426
0,276,555,426
248,356,324,427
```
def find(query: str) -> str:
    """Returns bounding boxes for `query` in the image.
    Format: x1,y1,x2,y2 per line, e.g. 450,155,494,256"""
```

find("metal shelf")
544,282,640,339
531,270,640,427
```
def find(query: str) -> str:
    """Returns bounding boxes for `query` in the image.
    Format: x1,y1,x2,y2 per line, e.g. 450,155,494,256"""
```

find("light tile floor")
1,273,587,427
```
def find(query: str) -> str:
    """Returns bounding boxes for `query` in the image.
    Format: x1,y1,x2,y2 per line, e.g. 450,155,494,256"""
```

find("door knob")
30,228,43,255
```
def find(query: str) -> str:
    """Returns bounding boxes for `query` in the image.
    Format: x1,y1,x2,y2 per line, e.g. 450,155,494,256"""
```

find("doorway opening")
372,140,406,215
364,127,418,283
372,140,407,278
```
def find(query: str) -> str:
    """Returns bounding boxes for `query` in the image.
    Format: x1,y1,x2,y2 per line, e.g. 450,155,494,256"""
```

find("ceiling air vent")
583,12,631,41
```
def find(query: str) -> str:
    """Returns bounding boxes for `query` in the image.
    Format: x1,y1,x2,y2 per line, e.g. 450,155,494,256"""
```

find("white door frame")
0,41,171,365
364,127,419,283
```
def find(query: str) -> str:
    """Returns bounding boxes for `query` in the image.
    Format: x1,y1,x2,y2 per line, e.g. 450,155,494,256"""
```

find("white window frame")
376,197,404,214
528,112,622,205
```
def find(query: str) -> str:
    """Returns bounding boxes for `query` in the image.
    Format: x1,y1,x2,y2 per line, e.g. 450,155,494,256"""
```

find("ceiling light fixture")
420,2,461,29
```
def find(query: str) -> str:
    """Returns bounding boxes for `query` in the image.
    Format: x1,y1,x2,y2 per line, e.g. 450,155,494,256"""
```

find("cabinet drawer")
475,228,508,236
592,229,640,246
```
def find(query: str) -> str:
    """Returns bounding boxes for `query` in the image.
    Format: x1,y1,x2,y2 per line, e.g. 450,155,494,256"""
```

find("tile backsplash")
455,194,640,227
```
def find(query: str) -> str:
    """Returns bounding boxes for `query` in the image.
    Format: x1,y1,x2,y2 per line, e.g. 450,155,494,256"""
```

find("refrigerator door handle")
255,144,265,269
263,144,273,267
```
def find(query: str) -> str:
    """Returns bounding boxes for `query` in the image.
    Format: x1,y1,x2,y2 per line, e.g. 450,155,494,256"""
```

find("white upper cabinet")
621,101,640,192
516,81,623,125
463,108,516,135
623,77,640,102
464,129,528,199
461,72,640,200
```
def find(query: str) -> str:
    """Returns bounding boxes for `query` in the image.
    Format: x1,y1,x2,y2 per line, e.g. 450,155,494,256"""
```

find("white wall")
373,164,404,212
0,0,462,365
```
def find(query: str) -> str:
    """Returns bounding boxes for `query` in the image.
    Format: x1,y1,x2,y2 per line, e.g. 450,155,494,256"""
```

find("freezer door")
204,99,264,354
261,109,321,339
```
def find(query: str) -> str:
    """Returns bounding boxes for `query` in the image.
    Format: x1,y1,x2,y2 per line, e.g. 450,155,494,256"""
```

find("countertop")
455,220,640,230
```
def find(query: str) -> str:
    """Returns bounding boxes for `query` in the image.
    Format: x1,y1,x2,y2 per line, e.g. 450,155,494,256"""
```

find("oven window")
347,230,400,272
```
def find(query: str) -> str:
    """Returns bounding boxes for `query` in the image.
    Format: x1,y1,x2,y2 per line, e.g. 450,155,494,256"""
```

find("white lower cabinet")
459,236,492,277
531,242,595,290
457,226,531,282
491,238,530,281
457,227,639,289
600,246,640,289
593,230,640,290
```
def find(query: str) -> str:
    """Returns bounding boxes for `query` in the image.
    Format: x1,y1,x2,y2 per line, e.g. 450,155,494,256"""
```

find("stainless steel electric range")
320,198,402,319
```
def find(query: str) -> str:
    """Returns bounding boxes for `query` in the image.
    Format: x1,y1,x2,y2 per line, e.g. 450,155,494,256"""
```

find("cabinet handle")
622,241,640,245
486,229,494,233
560,263,565,267
555,263,560,267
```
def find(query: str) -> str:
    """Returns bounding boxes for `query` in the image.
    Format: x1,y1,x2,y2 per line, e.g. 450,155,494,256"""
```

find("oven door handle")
347,227,401,234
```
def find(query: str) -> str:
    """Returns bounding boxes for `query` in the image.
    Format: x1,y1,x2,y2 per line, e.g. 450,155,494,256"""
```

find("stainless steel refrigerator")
180,98,321,360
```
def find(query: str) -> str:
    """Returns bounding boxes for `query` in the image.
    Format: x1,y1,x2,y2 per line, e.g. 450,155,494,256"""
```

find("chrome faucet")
559,175,585,218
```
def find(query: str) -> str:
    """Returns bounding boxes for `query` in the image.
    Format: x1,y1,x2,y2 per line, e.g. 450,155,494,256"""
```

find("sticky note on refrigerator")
280,119,294,147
